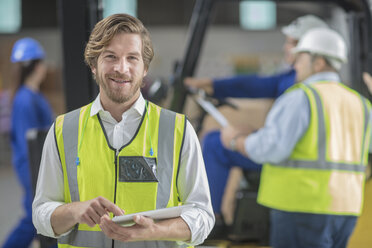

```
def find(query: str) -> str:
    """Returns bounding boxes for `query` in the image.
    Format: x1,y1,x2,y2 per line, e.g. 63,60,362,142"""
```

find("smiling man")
32,14,214,248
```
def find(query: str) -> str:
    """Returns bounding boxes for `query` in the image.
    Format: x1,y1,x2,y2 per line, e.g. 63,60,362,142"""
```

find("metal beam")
169,0,215,112
58,0,101,112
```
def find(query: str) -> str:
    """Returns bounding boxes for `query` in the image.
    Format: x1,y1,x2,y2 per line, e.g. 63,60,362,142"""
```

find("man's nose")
114,58,129,73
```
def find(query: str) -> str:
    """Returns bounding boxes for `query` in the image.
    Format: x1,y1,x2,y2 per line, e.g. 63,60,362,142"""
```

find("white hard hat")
292,27,347,70
282,15,328,40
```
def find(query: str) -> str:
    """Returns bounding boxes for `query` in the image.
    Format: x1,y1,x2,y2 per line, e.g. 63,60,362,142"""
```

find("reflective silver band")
62,108,81,202
114,239,181,248
58,229,181,247
156,108,176,209
307,86,326,164
58,230,111,247
281,160,366,172
360,96,370,165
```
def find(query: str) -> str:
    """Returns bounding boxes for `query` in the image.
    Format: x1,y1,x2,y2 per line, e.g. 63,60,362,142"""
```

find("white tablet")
112,204,196,227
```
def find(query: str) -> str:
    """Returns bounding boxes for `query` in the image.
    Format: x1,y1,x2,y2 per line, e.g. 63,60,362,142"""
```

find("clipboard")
190,89,229,127
112,204,196,227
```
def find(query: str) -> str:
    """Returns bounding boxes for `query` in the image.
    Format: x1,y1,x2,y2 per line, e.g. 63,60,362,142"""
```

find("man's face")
294,52,313,83
92,33,147,105
283,36,298,65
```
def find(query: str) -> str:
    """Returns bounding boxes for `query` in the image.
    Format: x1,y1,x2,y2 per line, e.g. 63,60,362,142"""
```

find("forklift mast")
58,0,102,112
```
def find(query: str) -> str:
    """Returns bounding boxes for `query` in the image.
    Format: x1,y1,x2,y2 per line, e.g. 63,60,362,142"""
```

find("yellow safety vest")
258,81,371,216
54,101,187,248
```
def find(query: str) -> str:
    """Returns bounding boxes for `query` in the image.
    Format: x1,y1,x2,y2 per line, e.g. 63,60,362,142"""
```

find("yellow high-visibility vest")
258,81,371,215
54,101,187,248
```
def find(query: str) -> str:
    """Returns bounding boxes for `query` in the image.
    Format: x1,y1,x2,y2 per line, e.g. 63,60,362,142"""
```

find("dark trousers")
202,130,261,214
2,160,36,248
270,209,357,248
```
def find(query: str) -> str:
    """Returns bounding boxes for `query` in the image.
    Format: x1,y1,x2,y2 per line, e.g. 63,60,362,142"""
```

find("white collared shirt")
90,93,146,150
32,93,215,246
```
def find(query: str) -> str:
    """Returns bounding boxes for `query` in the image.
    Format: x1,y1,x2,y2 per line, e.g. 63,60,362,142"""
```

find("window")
0,0,21,33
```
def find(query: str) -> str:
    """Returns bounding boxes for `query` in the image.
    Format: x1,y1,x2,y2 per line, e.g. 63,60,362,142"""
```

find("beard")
96,71,143,104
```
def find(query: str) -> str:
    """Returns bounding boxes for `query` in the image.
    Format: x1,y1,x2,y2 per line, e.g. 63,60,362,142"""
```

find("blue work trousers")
270,209,357,248
202,130,261,214
2,160,36,248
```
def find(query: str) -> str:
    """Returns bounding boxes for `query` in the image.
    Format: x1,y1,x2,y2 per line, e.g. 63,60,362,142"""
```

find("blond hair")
84,14,154,70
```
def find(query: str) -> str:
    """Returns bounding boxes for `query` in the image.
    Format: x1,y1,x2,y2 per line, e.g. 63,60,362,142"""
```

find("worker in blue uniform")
2,38,54,248
184,15,328,234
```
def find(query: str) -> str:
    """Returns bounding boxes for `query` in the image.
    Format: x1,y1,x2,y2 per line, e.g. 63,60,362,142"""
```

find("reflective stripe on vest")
58,230,178,248
257,81,371,215
58,230,111,247
56,102,187,248
62,108,80,202
157,108,175,209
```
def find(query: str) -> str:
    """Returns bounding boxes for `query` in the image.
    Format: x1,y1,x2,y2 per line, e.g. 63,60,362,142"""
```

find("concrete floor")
0,162,23,245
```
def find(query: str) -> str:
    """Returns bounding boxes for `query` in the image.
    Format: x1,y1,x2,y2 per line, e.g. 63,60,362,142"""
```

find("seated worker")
221,27,372,248
183,15,328,232
32,14,214,247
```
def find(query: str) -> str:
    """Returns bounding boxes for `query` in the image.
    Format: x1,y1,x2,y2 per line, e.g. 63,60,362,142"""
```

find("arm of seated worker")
213,69,295,99
99,120,215,245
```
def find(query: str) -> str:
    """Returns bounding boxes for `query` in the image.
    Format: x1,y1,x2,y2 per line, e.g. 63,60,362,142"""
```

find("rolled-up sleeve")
245,89,310,164
177,121,215,246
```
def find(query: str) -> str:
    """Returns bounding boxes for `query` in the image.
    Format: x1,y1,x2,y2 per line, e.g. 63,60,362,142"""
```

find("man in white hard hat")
182,15,328,238
220,27,372,247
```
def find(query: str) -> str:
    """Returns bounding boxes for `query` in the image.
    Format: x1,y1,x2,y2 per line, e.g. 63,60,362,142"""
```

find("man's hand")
184,77,214,95
100,215,157,242
221,125,249,157
73,196,124,227
220,125,241,149
51,196,124,235
100,215,191,243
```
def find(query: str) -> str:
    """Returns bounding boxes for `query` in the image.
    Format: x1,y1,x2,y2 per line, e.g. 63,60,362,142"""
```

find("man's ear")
91,67,96,75
313,57,327,73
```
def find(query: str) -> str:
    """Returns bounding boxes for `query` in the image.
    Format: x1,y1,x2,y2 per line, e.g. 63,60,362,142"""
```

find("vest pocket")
118,156,158,182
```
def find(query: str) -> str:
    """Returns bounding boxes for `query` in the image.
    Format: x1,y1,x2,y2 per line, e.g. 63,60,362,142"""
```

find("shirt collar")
302,71,341,86
90,93,146,118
